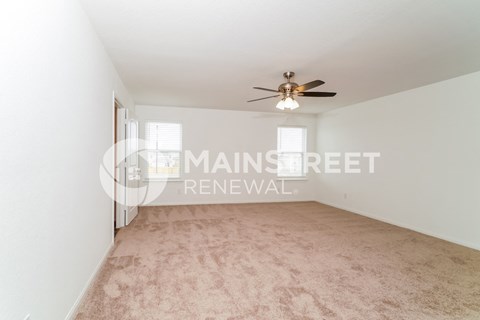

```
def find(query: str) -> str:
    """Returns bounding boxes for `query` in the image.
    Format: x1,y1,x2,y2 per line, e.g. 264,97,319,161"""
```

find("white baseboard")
141,198,317,207
64,242,114,320
316,200,480,251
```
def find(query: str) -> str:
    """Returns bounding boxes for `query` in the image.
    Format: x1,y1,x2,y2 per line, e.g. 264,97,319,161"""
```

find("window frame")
277,125,307,179
144,121,183,181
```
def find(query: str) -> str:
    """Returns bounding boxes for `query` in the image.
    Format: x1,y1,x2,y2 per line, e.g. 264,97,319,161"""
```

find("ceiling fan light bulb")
276,99,285,110
291,99,299,110
284,97,294,109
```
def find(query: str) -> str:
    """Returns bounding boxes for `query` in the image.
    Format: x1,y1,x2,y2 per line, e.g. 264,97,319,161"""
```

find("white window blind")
277,126,307,177
145,122,182,179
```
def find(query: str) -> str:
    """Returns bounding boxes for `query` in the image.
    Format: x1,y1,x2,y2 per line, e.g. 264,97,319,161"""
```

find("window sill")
277,177,308,181
143,178,184,182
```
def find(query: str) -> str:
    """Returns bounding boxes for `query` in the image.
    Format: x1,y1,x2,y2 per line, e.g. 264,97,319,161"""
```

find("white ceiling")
80,0,480,113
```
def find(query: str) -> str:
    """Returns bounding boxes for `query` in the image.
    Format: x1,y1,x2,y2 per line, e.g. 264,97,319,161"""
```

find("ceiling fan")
247,72,336,110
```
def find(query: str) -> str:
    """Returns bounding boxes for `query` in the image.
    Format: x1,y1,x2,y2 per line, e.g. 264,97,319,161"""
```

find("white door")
125,118,140,224
115,108,140,228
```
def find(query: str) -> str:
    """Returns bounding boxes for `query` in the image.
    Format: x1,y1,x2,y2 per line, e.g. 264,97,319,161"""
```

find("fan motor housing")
279,71,298,94
278,82,298,93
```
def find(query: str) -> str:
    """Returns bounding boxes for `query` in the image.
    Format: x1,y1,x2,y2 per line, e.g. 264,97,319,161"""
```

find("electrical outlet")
343,193,348,199
177,188,182,195
24,315,30,320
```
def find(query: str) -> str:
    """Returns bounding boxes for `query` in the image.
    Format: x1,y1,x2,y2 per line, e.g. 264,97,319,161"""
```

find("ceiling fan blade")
247,95,280,102
297,92,336,97
253,87,279,93
295,80,325,92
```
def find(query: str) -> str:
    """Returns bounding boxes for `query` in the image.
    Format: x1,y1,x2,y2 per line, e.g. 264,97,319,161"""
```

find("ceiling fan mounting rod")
283,71,295,82
279,71,298,94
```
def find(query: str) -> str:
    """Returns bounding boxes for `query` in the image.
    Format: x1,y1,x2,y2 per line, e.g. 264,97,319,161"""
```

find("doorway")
113,99,123,236
113,97,140,235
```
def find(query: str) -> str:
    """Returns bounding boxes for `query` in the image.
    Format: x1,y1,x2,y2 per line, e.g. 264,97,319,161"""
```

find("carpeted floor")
76,202,480,320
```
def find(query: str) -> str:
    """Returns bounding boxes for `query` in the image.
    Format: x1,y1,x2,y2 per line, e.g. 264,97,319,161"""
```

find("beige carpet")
76,202,480,319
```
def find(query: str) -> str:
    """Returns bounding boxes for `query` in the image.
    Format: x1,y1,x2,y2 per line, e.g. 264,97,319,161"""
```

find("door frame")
112,93,127,235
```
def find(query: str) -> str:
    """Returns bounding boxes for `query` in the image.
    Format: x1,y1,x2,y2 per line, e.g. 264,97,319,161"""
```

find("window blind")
145,122,182,179
145,122,182,151
277,127,307,177
278,127,306,152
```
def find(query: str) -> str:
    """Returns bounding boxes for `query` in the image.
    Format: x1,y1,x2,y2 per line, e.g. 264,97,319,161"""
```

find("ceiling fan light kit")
248,71,337,111
276,97,299,110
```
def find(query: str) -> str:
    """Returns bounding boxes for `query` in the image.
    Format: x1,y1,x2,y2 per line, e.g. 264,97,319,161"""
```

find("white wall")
316,71,480,250
1,2,477,318
135,105,318,205
0,1,133,319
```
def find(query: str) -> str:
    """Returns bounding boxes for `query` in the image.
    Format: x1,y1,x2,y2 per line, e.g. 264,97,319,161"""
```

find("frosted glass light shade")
284,97,294,109
291,99,299,110
276,97,300,110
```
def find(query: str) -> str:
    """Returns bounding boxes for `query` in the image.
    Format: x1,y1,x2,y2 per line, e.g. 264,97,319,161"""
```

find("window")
145,122,182,179
277,126,307,178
